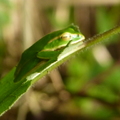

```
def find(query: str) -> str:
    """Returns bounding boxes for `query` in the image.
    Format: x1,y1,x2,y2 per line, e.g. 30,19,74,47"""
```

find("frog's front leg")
37,41,72,60
37,50,62,60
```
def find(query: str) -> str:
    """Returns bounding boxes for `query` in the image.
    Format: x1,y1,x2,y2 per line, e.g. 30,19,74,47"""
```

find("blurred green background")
0,0,120,120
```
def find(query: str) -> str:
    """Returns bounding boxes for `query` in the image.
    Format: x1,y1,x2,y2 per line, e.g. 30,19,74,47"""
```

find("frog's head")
44,24,85,51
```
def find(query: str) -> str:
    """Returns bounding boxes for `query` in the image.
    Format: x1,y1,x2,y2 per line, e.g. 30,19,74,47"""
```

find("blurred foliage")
0,0,120,120
0,0,12,76
64,5,120,120
45,6,75,28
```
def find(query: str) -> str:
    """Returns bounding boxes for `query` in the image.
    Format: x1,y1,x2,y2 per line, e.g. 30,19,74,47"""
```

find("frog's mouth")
71,35,85,44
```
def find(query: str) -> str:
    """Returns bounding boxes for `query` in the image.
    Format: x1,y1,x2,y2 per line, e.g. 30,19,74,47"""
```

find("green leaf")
0,68,31,115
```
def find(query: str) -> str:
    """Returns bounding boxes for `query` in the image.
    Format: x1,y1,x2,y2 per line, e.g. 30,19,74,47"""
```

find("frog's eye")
60,33,71,41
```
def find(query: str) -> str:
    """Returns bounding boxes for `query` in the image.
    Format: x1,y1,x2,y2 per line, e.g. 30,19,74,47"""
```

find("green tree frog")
14,24,85,82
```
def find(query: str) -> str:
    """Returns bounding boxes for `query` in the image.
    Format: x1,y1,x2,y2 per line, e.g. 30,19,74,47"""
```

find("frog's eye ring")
60,33,71,41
